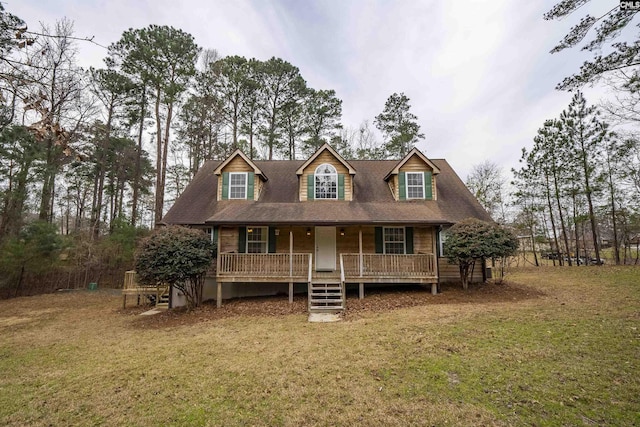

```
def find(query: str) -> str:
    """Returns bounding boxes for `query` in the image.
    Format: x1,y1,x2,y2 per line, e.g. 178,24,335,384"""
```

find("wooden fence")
0,266,129,299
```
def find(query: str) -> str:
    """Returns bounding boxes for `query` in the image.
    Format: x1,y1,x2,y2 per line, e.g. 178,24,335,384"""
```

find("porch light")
247,227,253,233
340,228,345,236
275,228,280,236
306,228,311,236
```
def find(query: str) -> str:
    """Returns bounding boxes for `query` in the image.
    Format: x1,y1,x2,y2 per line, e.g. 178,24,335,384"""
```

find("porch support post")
289,229,294,304
289,229,293,277
434,226,441,294
431,283,437,295
358,228,363,277
216,227,223,308
216,226,222,274
359,227,364,299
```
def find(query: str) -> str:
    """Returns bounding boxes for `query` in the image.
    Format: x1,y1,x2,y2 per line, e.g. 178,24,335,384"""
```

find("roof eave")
295,143,357,175
205,218,454,226
213,149,268,181
384,147,441,181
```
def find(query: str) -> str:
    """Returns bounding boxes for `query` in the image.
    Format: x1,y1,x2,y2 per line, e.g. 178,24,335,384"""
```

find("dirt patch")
127,280,544,328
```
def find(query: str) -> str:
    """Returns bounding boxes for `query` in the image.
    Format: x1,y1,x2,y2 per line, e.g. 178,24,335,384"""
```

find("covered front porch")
213,225,439,311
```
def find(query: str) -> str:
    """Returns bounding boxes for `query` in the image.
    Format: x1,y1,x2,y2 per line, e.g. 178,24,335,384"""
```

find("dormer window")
315,164,337,200
384,148,439,201
215,150,264,201
396,171,433,200
229,172,247,199
406,172,424,199
297,144,355,201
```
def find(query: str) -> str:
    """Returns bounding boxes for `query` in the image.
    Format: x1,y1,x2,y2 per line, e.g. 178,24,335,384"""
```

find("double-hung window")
247,226,268,253
406,172,424,199
383,227,405,254
314,163,337,199
229,172,247,199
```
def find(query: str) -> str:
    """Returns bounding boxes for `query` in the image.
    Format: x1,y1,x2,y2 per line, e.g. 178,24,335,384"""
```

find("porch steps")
308,281,345,313
156,286,170,309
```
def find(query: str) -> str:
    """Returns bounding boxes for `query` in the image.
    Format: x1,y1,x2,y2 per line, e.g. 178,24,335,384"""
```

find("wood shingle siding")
299,150,353,201
231,226,433,253
217,156,263,201
219,226,239,253
392,154,438,201
413,226,435,254
438,257,484,282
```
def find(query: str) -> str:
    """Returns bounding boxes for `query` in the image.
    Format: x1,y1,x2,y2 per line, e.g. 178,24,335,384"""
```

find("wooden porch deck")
215,252,438,308
215,253,437,283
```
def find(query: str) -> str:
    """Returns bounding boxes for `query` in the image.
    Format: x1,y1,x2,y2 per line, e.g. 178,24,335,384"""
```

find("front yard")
0,266,638,426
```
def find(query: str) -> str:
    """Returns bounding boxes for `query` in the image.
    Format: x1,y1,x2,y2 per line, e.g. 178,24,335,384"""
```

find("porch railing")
217,252,436,280
218,253,311,278
340,253,436,278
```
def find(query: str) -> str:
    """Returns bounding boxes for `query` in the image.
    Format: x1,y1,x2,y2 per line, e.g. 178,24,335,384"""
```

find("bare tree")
18,19,96,222
466,160,507,223
347,120,384,160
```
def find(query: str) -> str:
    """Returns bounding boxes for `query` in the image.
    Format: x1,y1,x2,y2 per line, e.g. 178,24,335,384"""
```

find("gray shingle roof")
160,159,492,226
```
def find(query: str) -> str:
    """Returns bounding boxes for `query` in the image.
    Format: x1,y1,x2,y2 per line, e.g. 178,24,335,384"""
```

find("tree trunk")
232,104,238,151
131,85,146,227
544,173,563,265
572,192,580,266
157,101,173,225
153,87,163,225
93,164,106,239
609,180,620,265
14,264,25,298
460,260,474,290
0,156,32,238
529,224,539,267
580,147,601,264
92,105,113,239
249,121,254,160
38,139,55,222
551,165,572,266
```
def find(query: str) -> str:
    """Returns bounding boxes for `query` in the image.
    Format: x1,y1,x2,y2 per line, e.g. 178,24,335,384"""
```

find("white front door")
315,226,336,271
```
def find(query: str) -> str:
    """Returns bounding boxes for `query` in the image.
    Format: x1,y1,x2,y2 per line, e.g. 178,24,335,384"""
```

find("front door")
315,226,336,271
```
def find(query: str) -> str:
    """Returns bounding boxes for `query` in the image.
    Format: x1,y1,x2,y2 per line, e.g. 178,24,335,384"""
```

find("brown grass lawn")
0,266,639,426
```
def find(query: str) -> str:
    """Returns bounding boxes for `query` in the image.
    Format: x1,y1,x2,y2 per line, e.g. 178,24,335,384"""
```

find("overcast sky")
9,0,618,180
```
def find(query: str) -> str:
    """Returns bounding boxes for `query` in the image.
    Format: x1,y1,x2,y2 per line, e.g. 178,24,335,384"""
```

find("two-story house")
160,143,491,312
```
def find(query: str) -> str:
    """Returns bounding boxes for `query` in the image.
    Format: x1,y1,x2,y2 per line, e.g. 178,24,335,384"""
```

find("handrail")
339,254,346,310
307,254,313,311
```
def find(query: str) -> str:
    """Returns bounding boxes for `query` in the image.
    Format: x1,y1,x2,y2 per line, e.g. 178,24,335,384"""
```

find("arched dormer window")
314,163,337,199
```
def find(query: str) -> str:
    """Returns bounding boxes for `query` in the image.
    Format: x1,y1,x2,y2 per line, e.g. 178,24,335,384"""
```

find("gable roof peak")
384,147,441,181
295,143,357,175
213,149,268,180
